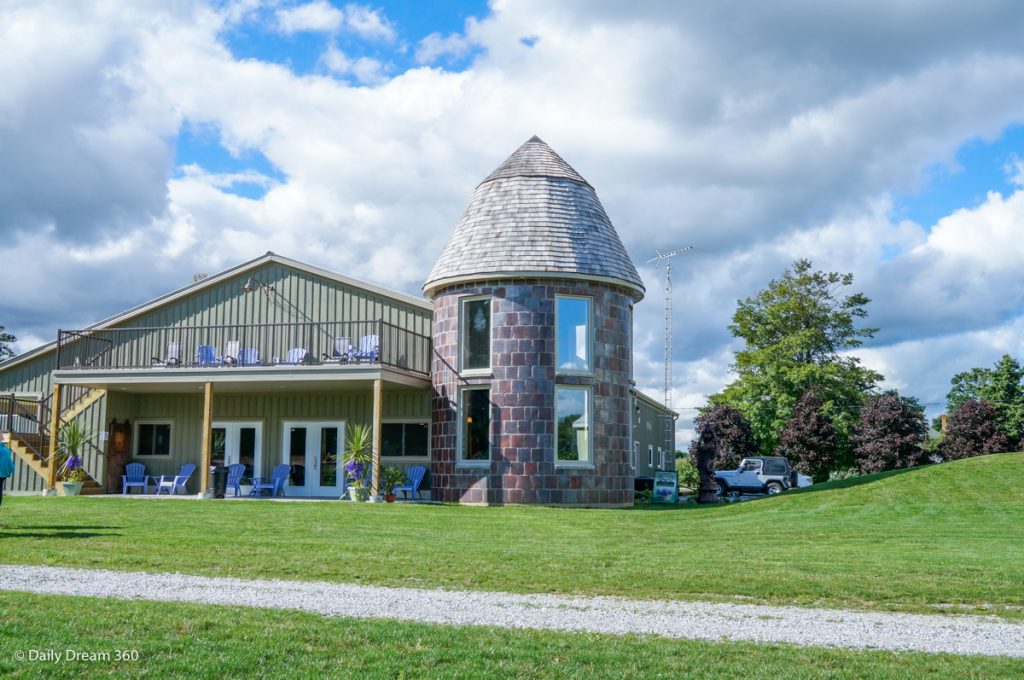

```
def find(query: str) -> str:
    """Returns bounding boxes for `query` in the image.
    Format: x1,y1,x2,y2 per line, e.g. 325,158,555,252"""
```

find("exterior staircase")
61,387,105,422
3,424,105,495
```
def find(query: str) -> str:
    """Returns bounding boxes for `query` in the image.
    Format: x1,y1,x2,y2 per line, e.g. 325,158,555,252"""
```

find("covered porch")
54,366,432,500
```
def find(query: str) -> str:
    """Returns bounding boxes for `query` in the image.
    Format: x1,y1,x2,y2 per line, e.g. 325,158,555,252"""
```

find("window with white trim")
382,421,429,458
458,387,491,465
555,386,592,465
632,441,638,470
136,421,172,457
556,296,591,373
461,297,491,373
648,444,654,468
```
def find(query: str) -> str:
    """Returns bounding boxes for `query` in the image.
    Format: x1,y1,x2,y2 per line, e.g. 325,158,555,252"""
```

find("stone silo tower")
423,136,645,506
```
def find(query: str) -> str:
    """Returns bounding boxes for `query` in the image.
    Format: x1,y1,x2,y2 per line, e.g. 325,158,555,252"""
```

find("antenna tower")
647,246,693,409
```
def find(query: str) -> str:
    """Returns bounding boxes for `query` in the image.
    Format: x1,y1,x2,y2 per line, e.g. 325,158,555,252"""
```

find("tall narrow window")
555,386,591,464
459,388,491,464
461,297,491,372
556,296,591,372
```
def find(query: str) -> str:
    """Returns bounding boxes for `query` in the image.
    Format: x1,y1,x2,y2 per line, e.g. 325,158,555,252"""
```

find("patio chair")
151,342,181,368
122,462,151,494
321,337,352,364
196,344,221,367
275,348,307,365
393,465,427,500
222,340,240,366
250,463,290,497
155,463,196,495
238,348,261,366
349,334,379,363
226,463,246,497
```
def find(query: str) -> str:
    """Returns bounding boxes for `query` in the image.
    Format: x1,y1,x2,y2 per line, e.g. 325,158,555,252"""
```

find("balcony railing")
56,320,431,376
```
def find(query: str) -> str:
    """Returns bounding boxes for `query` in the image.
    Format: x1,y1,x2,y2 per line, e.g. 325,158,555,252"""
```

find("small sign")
652,470,678,504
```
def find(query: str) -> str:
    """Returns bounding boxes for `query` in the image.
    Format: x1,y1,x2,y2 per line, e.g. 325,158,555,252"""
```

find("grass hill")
1,452,1021,618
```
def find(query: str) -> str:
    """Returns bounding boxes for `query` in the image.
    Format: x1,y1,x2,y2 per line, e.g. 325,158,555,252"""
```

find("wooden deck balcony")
54,320,432,383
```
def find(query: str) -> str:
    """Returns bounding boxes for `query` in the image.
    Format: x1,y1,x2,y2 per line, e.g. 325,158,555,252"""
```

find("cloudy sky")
3,0,1024,446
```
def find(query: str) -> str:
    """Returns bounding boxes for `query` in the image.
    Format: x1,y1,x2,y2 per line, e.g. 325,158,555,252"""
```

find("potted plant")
342,423,373,501
56,420,93,496
379,466,405,503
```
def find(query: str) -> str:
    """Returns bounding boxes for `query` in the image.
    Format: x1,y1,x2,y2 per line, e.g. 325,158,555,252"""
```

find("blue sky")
3,1,1024,446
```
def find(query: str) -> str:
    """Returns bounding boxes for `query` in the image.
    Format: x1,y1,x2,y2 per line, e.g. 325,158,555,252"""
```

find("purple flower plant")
344,460,366,487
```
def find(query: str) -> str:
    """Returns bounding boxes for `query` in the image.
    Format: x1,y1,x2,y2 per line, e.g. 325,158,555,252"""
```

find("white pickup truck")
714,457,813,497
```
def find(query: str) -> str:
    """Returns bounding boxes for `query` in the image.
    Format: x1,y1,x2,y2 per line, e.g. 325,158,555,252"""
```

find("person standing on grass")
0,441,14,506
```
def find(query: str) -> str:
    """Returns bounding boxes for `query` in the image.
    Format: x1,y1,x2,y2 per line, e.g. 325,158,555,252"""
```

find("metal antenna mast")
647,246,693,409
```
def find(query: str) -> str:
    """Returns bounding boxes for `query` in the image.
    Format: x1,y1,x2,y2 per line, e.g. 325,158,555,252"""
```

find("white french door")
211,421,263,484
281,420,344,497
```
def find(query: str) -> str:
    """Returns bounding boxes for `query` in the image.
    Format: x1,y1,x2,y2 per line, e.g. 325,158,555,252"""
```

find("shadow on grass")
0,530,122,539
12,525,123,531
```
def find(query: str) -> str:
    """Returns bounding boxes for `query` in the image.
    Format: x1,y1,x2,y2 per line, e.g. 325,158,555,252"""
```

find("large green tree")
711,259,882,459
946,354,1024,446
0,325,16,362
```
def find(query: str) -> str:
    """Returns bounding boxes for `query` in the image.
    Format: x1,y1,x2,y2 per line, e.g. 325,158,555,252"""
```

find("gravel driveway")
2,564,1022,658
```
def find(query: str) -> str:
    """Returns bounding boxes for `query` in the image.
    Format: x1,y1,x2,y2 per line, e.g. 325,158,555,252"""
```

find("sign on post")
653,470,678,504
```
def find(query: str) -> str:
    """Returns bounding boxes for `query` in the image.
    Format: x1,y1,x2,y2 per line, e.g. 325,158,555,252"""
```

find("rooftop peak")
479,136,590,187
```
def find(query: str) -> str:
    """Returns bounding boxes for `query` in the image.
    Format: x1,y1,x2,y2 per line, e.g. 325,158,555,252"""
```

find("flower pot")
347,487,369,502
58,482,83,496
385,494,396,503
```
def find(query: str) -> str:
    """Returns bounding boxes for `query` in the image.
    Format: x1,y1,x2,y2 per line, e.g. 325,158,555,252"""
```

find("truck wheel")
716,480,729,498
766,481,784,495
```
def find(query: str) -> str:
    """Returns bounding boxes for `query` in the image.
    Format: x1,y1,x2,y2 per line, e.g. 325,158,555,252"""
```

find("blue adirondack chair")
250,464,290,497
393,465,427,500
238,348,261,366
349,334,379,362
275,348,307,365
122,462,150,494
226,463,246,497
196,344,220,366
156,463,196,495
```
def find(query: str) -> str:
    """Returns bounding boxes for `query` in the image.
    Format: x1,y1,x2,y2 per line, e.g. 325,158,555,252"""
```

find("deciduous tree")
946,355,1024,445
687,403,758,469
942,399,1012,460
712,259,881,457
852,392,928,474
775,389,837,480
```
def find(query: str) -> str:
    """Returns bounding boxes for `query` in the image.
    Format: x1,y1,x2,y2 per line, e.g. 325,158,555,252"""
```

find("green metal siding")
632,394,675,479
118,263,430,335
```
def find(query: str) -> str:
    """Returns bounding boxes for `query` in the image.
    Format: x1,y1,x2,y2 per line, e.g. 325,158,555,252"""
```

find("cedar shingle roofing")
423,136,644,300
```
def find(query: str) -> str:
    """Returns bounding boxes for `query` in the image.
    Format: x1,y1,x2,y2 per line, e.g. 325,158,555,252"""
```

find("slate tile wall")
430,278,635,506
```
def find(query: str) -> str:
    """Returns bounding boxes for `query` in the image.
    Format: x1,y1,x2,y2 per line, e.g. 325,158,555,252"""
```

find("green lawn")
1,591,1021,679
1,453,1022,619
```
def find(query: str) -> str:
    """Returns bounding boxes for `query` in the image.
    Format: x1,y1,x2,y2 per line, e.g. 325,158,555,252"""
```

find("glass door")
281,421,344,497
211,422,262,489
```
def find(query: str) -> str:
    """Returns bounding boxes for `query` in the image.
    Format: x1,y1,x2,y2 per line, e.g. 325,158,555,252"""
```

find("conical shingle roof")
423,136,644,300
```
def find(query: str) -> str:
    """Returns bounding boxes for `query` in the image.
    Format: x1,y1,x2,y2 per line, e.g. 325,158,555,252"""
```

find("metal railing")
56,320,431,376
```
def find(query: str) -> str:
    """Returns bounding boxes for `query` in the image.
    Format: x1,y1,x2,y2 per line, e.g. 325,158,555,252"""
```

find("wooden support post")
199,382,214,494
371,378,382,499
47,383,62,490
940,414,948,434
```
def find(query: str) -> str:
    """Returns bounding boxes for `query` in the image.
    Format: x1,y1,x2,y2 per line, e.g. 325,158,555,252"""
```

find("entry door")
212,422,262,484
282,421,344,497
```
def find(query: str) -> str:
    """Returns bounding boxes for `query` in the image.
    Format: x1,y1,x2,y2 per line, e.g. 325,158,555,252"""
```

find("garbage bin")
212,466,228,499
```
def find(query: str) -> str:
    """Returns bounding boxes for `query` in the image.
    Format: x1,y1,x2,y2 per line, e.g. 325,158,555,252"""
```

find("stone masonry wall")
430,278,634,506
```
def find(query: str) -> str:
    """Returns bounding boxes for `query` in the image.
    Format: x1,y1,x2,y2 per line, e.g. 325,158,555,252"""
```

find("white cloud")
416,26,480,64
4,0,1024,451
342,4,395,42
275,1,344,35
320,44,387,84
